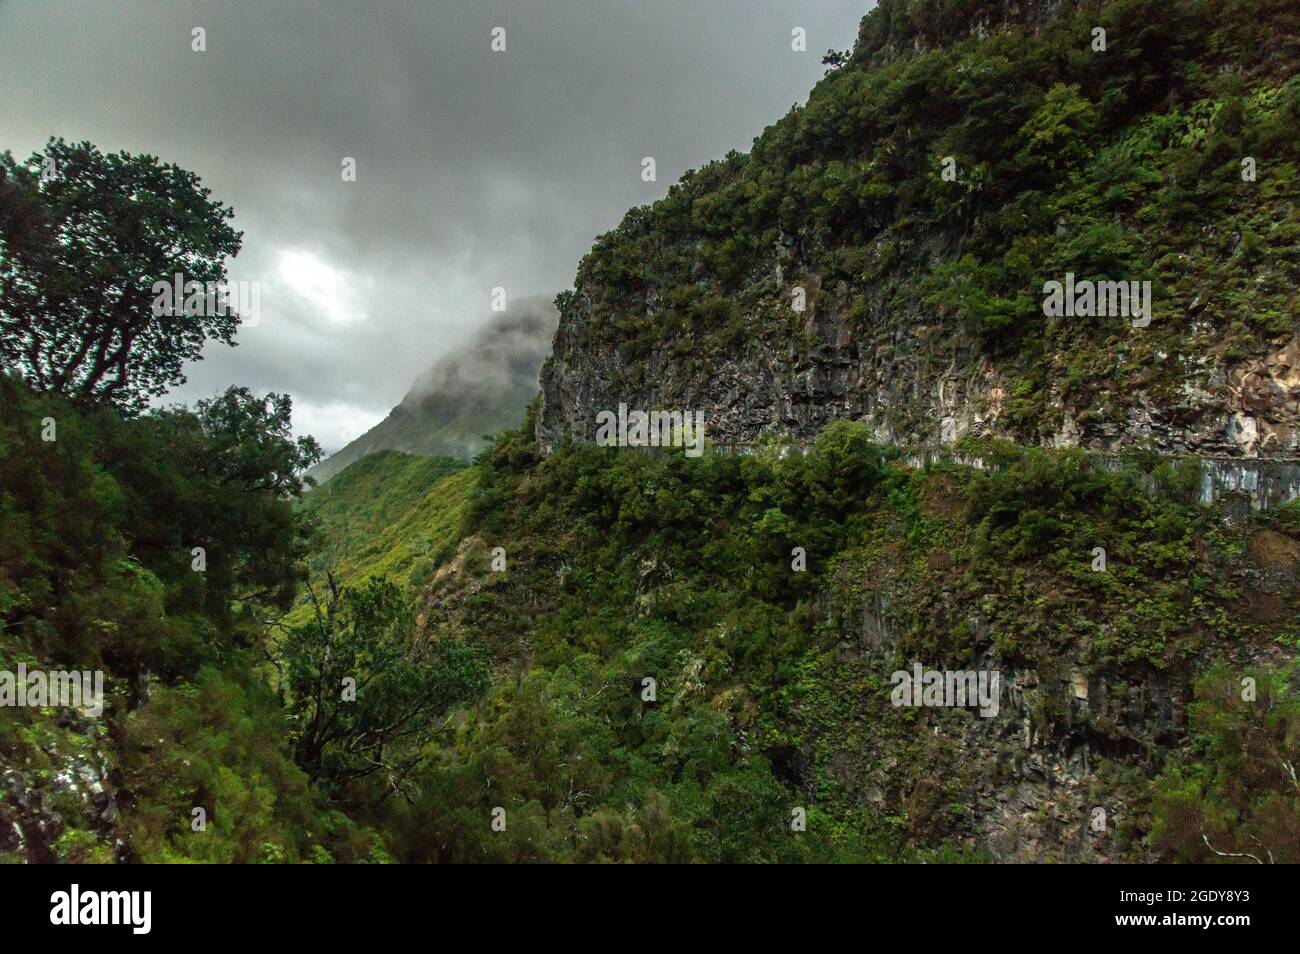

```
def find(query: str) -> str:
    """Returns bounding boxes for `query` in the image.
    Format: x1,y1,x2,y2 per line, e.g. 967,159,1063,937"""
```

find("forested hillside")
367,410,1300,862
299,451,471,596
3,0,1298,865
540,0,1300,460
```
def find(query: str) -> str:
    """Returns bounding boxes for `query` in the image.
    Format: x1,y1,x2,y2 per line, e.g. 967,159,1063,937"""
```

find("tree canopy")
0,138,243,411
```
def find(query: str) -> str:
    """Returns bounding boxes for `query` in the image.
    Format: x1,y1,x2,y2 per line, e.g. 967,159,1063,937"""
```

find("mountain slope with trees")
539,0,1300,461
0,141,487,862
3,0,1299,864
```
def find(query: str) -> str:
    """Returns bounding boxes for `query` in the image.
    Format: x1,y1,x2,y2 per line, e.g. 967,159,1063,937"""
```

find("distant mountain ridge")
309,297,557,482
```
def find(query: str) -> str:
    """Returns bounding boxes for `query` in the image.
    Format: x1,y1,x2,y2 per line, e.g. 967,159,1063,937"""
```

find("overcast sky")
0,0,868,452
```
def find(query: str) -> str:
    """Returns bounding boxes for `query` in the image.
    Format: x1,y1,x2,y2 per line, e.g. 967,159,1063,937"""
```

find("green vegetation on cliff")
4,371,1296,862
551,0,1299,447
367,410,1300,862
5,0,1299,866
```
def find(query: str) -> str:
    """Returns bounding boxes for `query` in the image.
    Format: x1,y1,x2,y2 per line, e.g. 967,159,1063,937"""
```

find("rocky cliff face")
1,710,121,864
537,0,1300,473
541,283,1300,460
832,577,1291,862
522,0,1300,861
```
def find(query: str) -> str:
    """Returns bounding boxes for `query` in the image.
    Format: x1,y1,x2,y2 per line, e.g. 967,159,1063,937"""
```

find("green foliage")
0,375,357,863
297,450,471,600
0,374,319,678
566,0,1299,443
283,577,488,793
1150,664,1300,862
117,662,378,864
0,139,243,411
354,414,1296,861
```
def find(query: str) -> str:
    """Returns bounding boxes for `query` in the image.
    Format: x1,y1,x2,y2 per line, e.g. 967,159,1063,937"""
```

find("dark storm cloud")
0,0,868,450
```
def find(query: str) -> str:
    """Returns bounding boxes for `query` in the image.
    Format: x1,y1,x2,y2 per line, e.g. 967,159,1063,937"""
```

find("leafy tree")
284,576,489,796
115,387,323,632
822,49,850,72
1151,664,1300,863
0,375,320,678
0,138,242,411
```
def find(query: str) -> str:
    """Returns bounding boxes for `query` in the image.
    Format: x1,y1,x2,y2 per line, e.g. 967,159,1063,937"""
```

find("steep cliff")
391,0,1300,863
405,414,1300,862
538,0,1300,462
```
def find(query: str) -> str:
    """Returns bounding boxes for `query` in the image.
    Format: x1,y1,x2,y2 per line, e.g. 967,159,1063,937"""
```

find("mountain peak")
310,296,558,482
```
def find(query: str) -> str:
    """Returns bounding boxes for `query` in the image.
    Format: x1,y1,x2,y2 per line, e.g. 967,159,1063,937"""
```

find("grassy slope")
294,451,478,620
